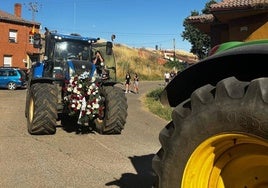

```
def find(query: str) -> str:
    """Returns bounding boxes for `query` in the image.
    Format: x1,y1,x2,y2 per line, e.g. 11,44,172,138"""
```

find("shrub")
146,87,164,101
145,87,172,121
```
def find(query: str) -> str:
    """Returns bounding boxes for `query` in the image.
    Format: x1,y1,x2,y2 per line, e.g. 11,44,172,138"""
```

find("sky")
2,0,209,51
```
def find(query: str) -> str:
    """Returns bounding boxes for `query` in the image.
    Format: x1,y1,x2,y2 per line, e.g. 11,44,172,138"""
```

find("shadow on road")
105,154,156,188
58,113,96,134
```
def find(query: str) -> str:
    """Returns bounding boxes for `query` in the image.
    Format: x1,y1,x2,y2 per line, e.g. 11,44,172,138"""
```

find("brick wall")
0,22,39,68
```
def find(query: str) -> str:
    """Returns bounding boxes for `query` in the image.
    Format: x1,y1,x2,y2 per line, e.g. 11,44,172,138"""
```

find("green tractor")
25,30,127,135
153,39,268,188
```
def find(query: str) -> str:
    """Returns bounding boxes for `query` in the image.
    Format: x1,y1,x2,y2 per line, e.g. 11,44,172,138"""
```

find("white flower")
73,87,78,93
93,103,99,109
79,71,90,79
77,103,81,110
64,71,104,124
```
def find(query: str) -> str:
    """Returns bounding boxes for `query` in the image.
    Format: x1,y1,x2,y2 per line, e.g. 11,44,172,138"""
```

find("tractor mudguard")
32,62,44,78
162,42,268,107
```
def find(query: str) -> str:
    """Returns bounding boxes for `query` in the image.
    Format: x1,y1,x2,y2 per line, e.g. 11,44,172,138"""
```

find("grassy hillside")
113,44,170,81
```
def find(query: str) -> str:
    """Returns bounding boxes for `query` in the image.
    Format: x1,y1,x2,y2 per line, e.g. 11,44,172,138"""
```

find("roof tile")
210,0,268,11
187,0,268,22
187,14,214,23
0,10,40,25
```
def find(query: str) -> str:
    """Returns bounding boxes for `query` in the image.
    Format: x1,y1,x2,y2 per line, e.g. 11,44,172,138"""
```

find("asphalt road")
0,81,168,188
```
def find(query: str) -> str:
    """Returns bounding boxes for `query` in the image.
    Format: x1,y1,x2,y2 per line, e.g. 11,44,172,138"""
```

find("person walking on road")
164,71,170,86
133,73,139,94
125,72,131,93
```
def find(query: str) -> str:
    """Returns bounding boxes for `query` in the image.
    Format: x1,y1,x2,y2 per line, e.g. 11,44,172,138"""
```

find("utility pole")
111,34,117,81
173,38,176,62
25,2,42,21
73,1,76,32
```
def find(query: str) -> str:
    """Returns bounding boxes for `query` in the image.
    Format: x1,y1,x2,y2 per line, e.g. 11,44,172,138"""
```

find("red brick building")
0,3,40,68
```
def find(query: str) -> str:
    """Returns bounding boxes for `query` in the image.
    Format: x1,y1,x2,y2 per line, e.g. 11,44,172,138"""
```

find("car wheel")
7,82,17,90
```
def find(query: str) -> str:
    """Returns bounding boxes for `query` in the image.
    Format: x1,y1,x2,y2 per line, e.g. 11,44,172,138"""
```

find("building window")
3,56,12,67
29,35,34,44
9,30,17,43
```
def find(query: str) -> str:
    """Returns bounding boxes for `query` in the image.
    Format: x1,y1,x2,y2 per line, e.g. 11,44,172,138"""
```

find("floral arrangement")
63,71,105,125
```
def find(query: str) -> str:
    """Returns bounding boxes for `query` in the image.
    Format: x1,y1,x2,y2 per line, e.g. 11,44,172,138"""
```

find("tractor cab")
32,32,115,82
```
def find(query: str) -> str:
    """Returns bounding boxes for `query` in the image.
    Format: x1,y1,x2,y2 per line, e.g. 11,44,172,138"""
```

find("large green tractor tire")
27,83,58,135
152,77,268,188
95,86,128,134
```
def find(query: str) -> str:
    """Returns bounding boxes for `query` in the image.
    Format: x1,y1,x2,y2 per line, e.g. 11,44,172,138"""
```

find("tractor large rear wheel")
27,83,58,135
94,86,128,134
152,77,268,188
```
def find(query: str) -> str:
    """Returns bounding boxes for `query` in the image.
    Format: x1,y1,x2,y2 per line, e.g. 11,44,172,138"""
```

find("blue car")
0,67,27,90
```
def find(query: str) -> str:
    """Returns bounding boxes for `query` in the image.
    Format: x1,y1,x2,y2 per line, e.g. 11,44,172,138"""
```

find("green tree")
181,0,217,59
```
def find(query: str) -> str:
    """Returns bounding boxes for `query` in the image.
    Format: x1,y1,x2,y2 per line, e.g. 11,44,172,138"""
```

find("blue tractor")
25,30,127,135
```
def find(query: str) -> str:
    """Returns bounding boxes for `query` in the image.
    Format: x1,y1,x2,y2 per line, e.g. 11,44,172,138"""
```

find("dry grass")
113,45,173,120
144,87,173,121
113,44,170,81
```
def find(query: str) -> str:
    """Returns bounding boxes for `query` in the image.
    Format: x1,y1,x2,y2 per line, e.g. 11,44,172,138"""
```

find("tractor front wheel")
94,86,128,134
27,83,58,135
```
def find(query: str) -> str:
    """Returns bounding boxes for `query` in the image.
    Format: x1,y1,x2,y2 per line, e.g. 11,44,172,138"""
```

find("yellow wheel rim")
28,97,34,123
182,133,268,188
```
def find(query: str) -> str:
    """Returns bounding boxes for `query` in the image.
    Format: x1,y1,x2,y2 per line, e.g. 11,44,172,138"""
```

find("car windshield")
54,41,91,61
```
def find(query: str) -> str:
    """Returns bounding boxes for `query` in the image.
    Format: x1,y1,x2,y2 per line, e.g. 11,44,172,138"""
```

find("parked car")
0,67,27,90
